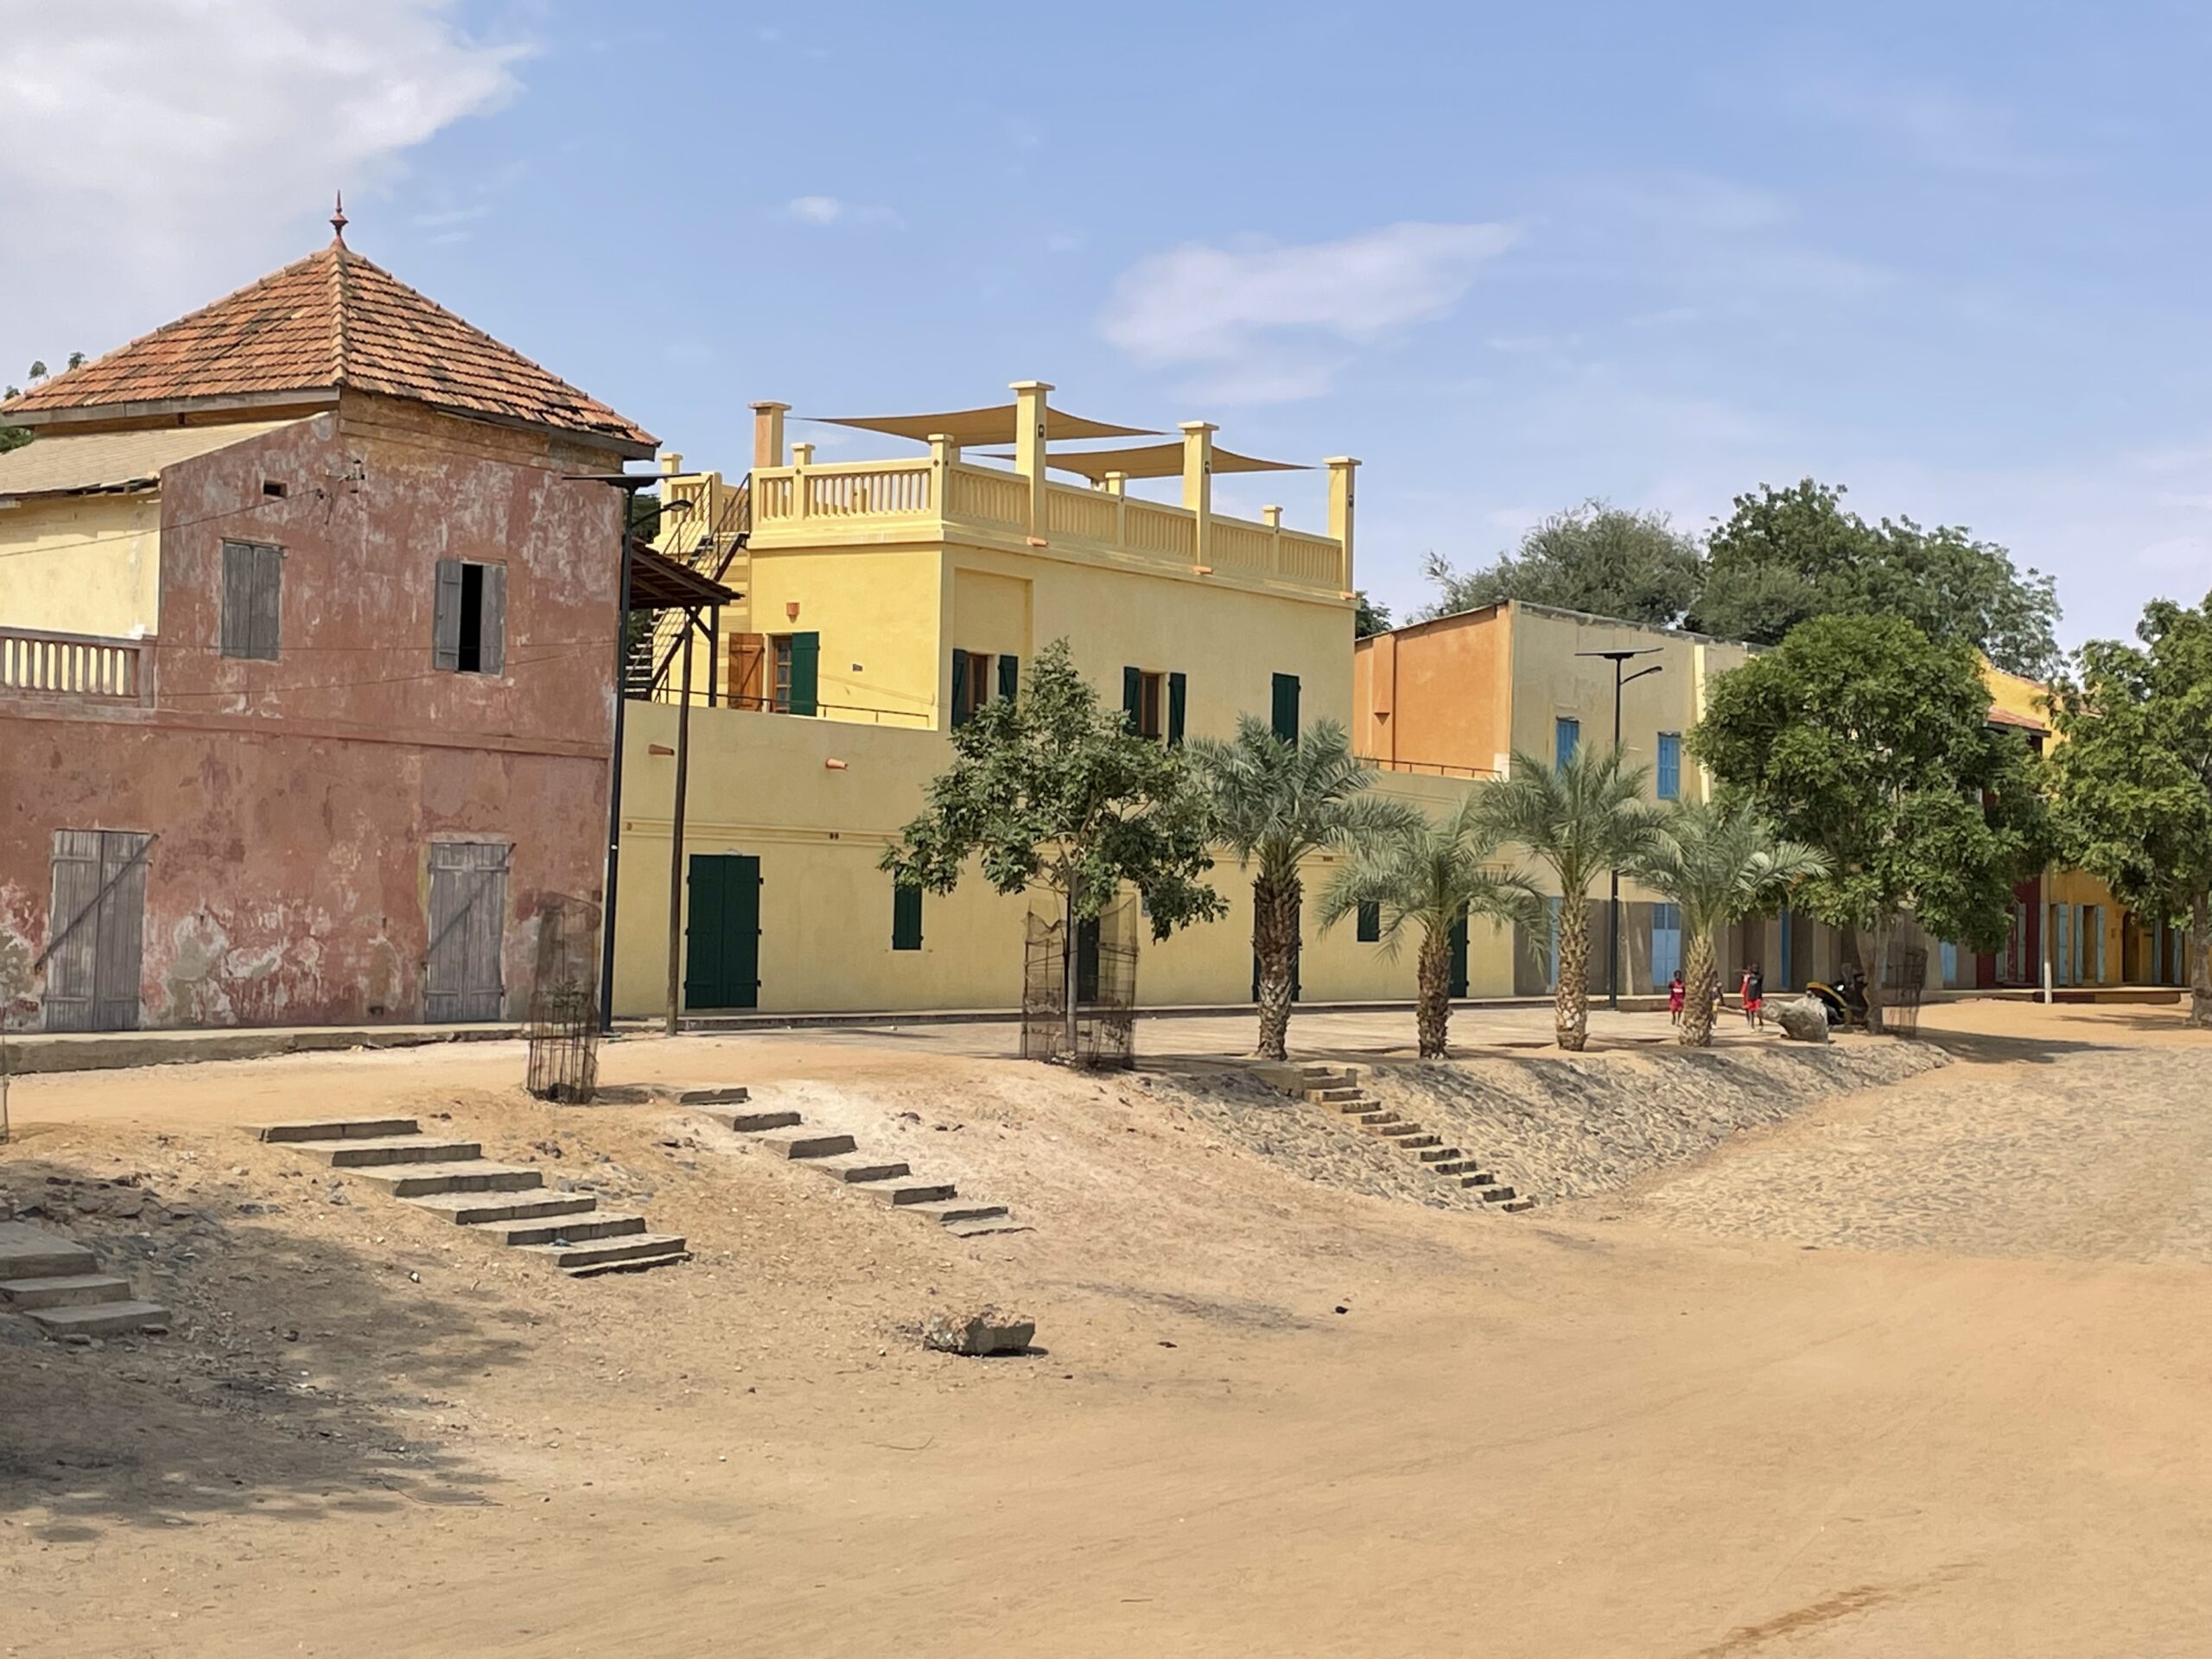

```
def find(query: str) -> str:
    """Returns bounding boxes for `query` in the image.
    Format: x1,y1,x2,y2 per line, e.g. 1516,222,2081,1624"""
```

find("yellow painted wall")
741,543,944,728
0,493,162,636
611,700,1508,1017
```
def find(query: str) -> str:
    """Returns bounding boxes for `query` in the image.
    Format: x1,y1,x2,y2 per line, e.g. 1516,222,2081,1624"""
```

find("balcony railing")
0,627,152,704
748,454,1348,592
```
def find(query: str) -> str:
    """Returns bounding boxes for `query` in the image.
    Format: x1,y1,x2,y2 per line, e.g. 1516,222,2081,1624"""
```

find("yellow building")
611,383,1483,1019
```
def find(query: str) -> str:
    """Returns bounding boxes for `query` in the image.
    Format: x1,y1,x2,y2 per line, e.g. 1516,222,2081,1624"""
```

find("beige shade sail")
808,404,1160,447
977,442,1311,482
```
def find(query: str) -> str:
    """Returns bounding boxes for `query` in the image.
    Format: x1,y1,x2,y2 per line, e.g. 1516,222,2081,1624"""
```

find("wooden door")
684,854,760,1010
426,842,510,1022
42,829,151,1032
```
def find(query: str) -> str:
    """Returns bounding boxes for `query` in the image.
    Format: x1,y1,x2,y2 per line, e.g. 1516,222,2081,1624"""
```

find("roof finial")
330,191,348,247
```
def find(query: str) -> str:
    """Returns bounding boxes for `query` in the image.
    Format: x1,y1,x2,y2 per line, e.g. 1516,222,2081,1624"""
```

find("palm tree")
1189,716,1418,1060
1318,794,1546,1057
1631,798,1829,1046
1473,747,1666,1051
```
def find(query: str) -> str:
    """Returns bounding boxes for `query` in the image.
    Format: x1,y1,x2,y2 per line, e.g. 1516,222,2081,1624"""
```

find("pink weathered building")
0,219,654,1030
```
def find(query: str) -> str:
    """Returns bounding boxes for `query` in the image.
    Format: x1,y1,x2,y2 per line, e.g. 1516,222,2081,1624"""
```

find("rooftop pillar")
1011,379,1052,533
1181,421,1217,569
752,402,790,468
927,433,955,512
1326,455,1360,591
791,442,814,520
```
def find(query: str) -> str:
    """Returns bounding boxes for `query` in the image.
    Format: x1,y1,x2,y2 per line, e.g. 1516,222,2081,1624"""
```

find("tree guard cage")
1022,895,1141,1068
1882,944,1928,1037
526,895,603,1101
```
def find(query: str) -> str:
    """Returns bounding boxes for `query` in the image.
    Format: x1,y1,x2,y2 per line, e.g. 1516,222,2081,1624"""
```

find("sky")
4,0,2212,647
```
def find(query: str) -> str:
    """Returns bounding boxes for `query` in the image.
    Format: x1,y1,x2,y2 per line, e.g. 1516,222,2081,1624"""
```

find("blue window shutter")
1656,733,1681,799
950,650,970,728
1554,717,1580,769
787,632,820,716
1167,671,1187,747
998,652,1020,702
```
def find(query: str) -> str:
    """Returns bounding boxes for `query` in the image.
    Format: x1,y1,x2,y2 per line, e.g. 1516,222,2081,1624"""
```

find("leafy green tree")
1630,799,1828,1046
1472,747,1666,1051
882,639,1224,1056
1420,500,1704,628
1317,794,1544,1057
1352,590,1393,639
1,353,83,454
2047,595,2212,1027
1188,717,1417,1060
1693,479,2060,678
1691,613,2047,1029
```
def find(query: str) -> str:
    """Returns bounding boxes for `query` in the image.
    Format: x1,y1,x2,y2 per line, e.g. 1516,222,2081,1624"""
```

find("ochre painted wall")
611,700,1510,1018
1352,605,1511,773
0,493,162,637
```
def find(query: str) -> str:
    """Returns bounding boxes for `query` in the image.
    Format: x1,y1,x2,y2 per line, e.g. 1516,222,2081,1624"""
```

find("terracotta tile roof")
1988,703,2048,732
0,238,654,449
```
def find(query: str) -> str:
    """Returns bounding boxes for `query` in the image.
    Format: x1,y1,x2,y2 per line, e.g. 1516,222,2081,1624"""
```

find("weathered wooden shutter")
425,842,511,1021
786,632,820,716
1167,671,1187,747
479,563,506,675
950,649,970,728
95,831,150,1032
1271,672,1300,742
997,653,1020,702
1122,666,1142,731
731,633,768,709
253,544,283,660
892,881,924,950
220,543,252,658
41,830,102,1031
433,560,464,670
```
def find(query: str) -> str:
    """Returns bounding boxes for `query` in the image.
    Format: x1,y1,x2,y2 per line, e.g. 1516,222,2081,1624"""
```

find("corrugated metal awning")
0,420,308,499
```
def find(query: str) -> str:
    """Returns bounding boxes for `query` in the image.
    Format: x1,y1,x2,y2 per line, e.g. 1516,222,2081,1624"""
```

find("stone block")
1776,998,1832,1043
922,1306,1036,1357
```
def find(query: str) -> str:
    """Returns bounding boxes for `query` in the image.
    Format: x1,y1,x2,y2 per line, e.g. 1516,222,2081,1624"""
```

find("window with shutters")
770,636,794,711
1120,667,1174,741
1554,716,1580,768
1271,672,1300,742
433,559,506,676
219,540,283,661
1656,732,1682,799
1356,901,1382,943
950,651,996,727
891,881,924,950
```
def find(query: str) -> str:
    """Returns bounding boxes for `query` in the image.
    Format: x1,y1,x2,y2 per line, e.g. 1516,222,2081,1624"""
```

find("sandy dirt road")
2,1002,2209,1657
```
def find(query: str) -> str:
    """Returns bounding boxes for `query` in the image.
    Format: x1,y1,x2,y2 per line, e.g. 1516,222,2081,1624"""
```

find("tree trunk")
1062,881,1081,1060
1865,918,1891,1034
1679,928,1719,1047
1252,869,1301,1061
1414,927,1452,1058
1554,898,1591,1051
2192,894,2212,1030
1839,921,1862,978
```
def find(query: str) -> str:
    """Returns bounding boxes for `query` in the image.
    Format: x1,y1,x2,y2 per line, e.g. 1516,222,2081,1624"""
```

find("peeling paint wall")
0,397,626,1029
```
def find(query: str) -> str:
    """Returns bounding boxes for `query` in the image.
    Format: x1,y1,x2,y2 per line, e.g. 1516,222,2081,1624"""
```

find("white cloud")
0,0,523,380
785,194,904,229
1099,221,1518,404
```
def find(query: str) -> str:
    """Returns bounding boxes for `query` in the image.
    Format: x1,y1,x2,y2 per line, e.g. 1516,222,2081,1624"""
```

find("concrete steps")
704,1103,1022,1237
0,1223,169,1340
254,1118,688,1277
1287,1064,1537,1215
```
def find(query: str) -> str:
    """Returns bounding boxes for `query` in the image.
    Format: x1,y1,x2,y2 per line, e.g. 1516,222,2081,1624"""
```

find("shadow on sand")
0,1155,534,1539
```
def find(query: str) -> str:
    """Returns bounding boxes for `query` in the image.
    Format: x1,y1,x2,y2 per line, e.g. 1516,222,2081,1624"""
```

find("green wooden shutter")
891,881,923,950
787,632,820,716
1357,901,1381,943
1122,666,1142,731
950,650,970,728
1449,907,1471,998
1167,671,1187,747
998,652,1020,702
1270,672,1300,742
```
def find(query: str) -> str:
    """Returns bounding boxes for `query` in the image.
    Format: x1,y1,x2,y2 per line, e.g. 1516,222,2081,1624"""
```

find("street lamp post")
1576,647,1663,1010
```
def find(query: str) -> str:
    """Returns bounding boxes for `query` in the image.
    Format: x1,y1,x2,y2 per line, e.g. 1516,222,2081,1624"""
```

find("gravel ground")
1157,1038,1948,1210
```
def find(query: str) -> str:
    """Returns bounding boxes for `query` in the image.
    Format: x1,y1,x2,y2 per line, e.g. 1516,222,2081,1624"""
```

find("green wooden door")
1449,907,1470,999
685,854,760,1010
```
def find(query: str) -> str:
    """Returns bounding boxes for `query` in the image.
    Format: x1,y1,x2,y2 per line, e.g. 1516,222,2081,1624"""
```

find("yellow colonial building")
609,383,1475,1019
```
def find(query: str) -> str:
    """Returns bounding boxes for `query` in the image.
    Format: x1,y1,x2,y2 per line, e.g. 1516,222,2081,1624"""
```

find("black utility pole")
1575,646,1663,1010
566,474,688,1033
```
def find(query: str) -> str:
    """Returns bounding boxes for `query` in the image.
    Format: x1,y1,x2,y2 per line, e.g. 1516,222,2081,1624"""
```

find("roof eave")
1,389,342,431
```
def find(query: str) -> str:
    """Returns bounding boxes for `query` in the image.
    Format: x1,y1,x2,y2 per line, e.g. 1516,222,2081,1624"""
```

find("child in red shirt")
1668,969,1685,1023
